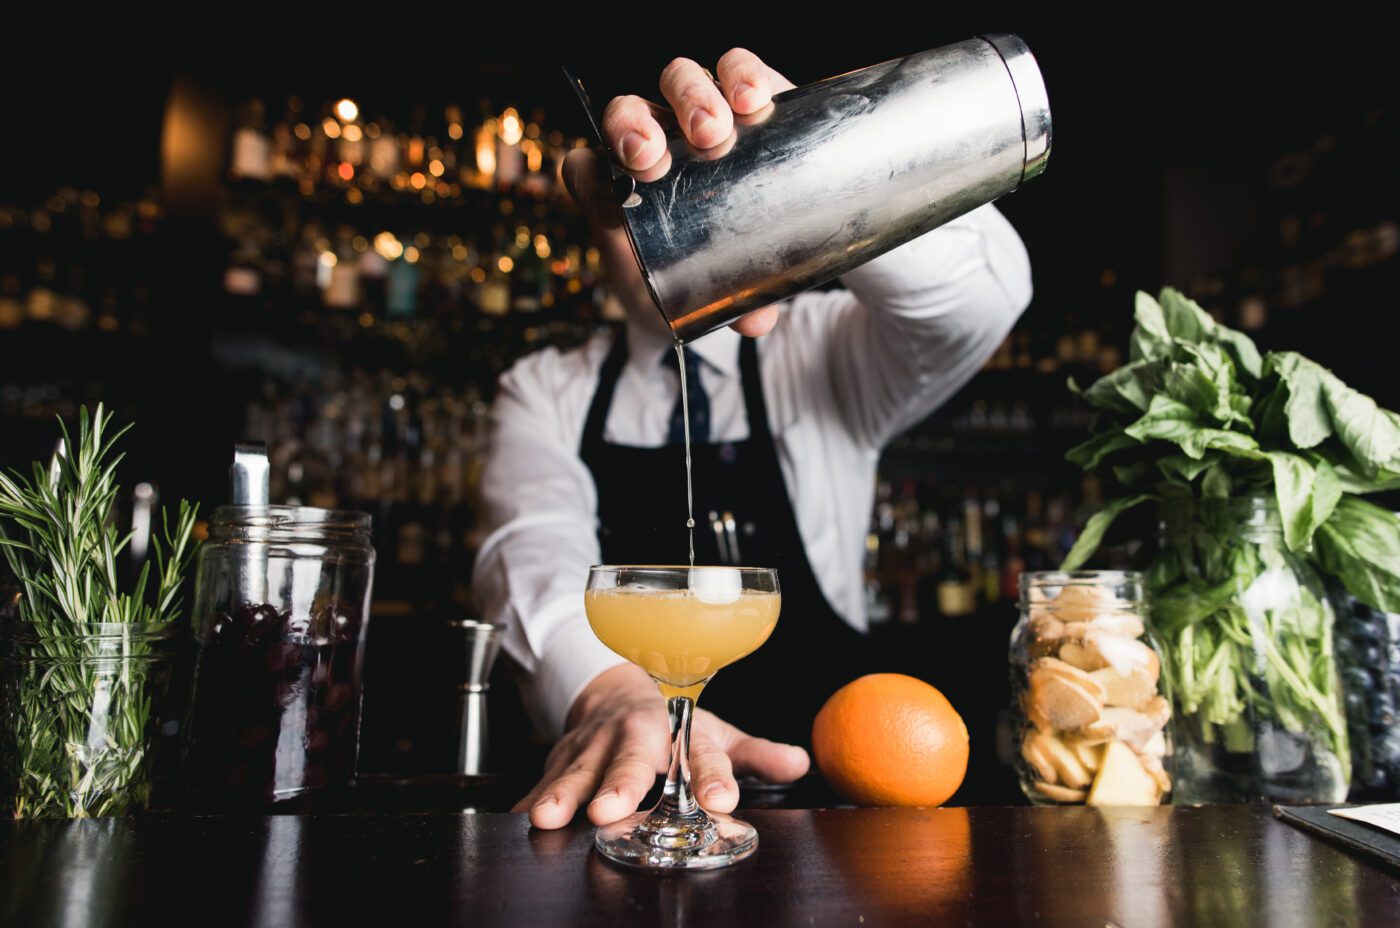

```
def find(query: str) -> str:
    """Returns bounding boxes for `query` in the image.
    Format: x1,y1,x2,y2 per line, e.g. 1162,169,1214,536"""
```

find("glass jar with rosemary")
0,406,199,819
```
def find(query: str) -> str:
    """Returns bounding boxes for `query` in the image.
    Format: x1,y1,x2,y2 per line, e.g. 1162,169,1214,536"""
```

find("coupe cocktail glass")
584,565,780,869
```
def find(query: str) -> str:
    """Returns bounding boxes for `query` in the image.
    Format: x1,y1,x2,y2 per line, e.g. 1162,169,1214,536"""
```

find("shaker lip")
979,32,1053,188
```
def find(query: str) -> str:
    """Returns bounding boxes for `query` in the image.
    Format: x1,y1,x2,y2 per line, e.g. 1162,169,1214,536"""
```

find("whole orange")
812,673,969,807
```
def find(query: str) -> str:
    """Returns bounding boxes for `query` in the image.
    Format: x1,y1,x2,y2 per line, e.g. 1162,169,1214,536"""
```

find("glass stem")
659,696,701,818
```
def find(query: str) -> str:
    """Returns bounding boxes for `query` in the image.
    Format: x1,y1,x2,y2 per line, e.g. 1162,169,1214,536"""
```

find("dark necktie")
662,348,711,445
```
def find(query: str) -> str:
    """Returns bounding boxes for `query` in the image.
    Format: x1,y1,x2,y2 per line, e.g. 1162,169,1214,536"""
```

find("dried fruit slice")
1100,698,1171,752
1089,665,1157,709
1138,731,1167,757
1029,673,1103,732
1086,741,1161,807
1089,631,1160,680
1033,780,1087,803
1035,732,1093,789
1076,719,1116,743
1031,656,1109,703
1086,612,1146,639
1051,584,1118,623
1021,732,1058,784
1139,753,1172,793
1066,736,1104,772
1058,639,1110,672
1031,614,1067,641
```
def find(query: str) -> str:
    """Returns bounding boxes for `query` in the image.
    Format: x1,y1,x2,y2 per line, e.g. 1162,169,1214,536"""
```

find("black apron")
580,330,868,747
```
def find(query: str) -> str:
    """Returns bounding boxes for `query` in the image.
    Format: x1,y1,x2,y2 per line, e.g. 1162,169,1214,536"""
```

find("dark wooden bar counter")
2,804,1397,926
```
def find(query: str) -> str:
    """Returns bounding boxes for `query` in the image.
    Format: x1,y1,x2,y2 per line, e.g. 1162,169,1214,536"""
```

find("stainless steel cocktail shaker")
566,34,1051,342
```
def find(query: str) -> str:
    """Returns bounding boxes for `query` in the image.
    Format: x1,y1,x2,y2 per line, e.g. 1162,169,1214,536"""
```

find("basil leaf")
1081,359,1163,414
1131,290,1172,362
1161,340,1249,426
1337,465,1400,494
1158,452,1221,483
1113,460,1155,488
1215,325,1264,381
1266,351,1331,449
1061,494,1152,571
1311,445,1400,494
1202,463,1233,498
1321,369,1400,470
1253,382,1289,447
1066,429,1141,469
1191,430,1262,460
1311,456,1342,533
1266,451,1319,551
1159,287,1215,343
1124,396,1260,460
1125,395,1200,444
1315,497,1400,613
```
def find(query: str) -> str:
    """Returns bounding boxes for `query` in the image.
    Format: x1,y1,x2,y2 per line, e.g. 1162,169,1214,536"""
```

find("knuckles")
600,95,648,133
619,710,661,741
660,56,699,84
717,47,756,72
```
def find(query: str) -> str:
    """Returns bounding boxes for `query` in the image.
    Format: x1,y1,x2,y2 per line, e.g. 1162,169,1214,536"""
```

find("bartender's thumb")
728,733,811,784
561,148,623,230
698,710,810,784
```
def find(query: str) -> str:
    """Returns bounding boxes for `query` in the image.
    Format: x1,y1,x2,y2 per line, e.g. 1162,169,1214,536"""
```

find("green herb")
0,405,199,818
1063,287,1400,792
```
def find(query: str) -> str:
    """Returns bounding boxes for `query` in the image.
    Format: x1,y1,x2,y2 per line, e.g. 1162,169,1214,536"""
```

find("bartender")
472,48,1033,829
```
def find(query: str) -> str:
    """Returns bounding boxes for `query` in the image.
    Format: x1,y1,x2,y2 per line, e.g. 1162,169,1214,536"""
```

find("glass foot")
594,808,758,870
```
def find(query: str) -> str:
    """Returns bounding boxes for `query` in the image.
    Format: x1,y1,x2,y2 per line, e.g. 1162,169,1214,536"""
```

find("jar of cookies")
1010,571,1171,805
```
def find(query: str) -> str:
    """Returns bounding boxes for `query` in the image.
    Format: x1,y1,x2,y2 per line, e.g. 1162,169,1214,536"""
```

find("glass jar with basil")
1059,286,1400,805
1153,496,1348,803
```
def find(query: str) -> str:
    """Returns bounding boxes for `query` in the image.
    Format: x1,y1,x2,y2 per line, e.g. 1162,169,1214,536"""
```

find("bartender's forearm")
838,202,1032,318
826,203,1032,446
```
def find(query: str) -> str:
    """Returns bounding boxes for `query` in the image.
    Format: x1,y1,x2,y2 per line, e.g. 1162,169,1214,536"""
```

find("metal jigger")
450,620,504,776
565,33,1052,343
229,443,270,605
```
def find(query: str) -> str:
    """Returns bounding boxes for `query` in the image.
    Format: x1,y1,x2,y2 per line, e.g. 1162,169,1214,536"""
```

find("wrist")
566,663,656,729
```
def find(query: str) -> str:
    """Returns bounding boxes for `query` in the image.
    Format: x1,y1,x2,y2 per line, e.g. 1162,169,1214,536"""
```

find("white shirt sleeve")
822,201,1033,448
470,341,627,739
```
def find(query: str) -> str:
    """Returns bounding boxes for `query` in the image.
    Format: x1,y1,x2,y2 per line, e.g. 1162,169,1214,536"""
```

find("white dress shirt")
472,202,1033,737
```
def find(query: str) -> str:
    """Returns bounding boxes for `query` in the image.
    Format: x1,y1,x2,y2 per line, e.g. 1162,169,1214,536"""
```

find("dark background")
4,20,1394,490
1,20,1395,802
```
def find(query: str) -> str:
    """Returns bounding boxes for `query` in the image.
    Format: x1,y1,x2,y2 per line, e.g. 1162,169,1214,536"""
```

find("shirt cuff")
534,620,629,739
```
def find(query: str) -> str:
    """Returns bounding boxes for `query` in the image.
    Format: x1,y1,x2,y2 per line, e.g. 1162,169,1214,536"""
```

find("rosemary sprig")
0,404,200,818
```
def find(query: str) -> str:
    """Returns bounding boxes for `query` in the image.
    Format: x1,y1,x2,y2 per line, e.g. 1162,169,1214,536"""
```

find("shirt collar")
625,318,741,378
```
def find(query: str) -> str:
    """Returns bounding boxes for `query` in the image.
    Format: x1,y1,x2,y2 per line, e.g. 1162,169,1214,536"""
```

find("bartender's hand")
514,663,810,829
562,48,796,339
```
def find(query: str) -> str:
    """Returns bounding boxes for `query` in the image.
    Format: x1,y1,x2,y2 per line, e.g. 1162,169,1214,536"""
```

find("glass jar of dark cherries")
184,506,375,808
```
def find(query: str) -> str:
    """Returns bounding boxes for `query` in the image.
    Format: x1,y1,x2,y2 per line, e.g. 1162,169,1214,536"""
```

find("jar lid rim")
1020,570,1145,581
210,504,371,529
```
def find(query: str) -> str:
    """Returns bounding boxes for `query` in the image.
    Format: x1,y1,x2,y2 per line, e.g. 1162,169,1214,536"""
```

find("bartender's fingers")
518,735,614,828
601,95,669,172
697,709,810,783
726,732,811,784
715,48,796,115
688,728,740,813
586,727,669,825
659,57,733,151
728,304,781,338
